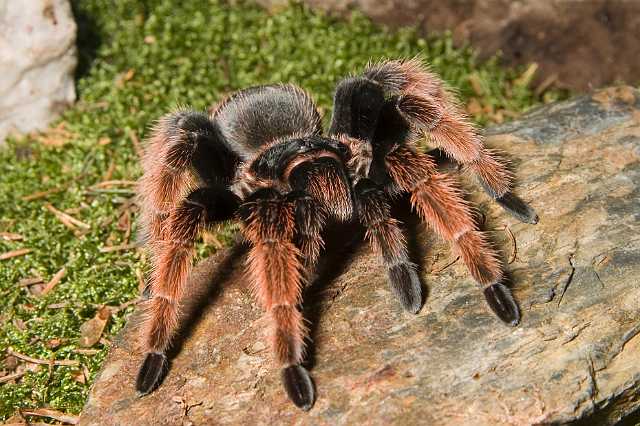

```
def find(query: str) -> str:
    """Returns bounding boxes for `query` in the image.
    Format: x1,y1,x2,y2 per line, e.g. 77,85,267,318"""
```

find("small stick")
21,408,79,425
18,277,44,287
99,242,138,253
0,248,32,260
7,349,79,366
503,225,518,264
431,256,461,274
72,348,100,355
535,73,558,97
0,232,24,241
21,187,65,202
92,180,138,188
109,297,143,314
86,188,136,195
0,371,26,384
47,302,68,309
102,160,116,181
45,204,90,230
41,268,66,296
128,129,143,159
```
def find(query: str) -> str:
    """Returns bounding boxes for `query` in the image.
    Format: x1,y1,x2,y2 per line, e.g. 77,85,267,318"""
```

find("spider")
135,58,538,411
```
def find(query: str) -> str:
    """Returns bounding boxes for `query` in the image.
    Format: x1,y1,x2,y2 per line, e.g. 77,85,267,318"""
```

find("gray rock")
0,0,77,144
80,87,640,425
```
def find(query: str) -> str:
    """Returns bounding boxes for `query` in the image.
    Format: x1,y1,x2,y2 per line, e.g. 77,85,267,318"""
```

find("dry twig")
0,371,26,384
41,268,66,296
0,249,32,260
7,349,79,367
21,408,79,425
45,204,90,230
99,242,138,253
21,187,66,202
0,232,24,241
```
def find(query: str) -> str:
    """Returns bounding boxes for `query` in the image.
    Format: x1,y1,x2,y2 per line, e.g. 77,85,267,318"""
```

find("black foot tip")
389,264,423,314
496,192,539,225
484,283,520,326
136,352,168,396
282,365,315,411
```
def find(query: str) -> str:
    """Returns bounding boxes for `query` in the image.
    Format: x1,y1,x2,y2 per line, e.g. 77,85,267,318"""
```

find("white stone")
0,0,77,143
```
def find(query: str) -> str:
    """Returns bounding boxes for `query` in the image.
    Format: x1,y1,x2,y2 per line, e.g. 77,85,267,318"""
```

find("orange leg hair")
240,189,307,366
385,145,519,324
240,188,315,410
364,58,514,200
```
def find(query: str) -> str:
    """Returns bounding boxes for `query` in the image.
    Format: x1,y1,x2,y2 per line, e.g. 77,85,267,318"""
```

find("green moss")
0,0,564,419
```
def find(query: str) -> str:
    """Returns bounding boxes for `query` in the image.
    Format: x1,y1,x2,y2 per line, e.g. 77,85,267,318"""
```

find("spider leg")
356,178,422,313
329,76,386,142
290,191,327,275
239,188,314,410
138,109,239,247
137,109,240,395
365,58,538,224
136,185,239,394
385,145,520,325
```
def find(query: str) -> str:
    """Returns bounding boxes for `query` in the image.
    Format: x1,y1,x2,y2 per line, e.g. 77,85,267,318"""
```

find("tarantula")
135,58,538,410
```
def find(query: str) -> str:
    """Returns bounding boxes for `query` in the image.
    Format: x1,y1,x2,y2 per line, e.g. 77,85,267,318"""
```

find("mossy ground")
0,0,564,421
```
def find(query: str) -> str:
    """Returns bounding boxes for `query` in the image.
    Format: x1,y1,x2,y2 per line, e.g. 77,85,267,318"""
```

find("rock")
258,0,640,91
80,87,640,425
0,0,77,144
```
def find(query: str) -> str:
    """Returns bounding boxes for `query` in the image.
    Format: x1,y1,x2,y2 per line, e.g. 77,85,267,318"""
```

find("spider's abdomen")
212,84,322,160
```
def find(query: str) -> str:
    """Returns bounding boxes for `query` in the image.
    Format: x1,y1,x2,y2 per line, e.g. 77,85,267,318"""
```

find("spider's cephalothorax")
135,59,538,410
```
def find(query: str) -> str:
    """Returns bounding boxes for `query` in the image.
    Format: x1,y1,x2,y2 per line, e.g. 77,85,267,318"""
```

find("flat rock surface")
80,87,640,425
0,0,77,143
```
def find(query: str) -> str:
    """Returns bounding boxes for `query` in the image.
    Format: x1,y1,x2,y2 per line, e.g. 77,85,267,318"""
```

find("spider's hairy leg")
365,58,538,224
239,188,315,410
136,185,239,395
386,146,520,325
289,191,327,275
356,178,422,313
139,110,238,245
329,76,386,141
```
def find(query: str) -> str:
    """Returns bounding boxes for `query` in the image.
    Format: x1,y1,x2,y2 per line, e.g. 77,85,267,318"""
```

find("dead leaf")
72,369,86,384
3,355,19,371
79,306,111,347
46,338,64,349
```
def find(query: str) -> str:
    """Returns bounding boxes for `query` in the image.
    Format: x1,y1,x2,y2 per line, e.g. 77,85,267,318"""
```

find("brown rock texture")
80,87,640,425
258,0,640,91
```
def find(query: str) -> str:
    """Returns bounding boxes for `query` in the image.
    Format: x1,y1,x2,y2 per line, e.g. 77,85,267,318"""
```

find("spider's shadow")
157,197,429,384
301,194,429,370
155,151,495,384
165,240,249,360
